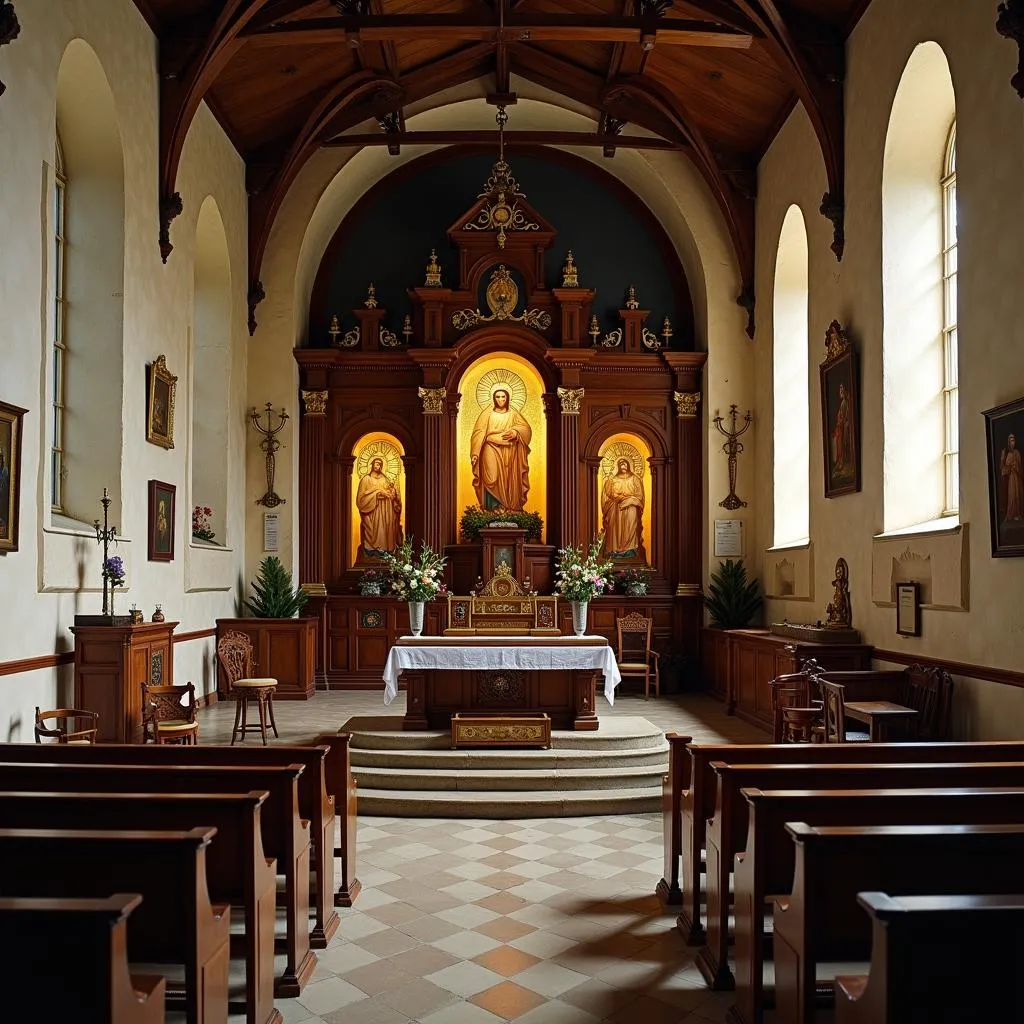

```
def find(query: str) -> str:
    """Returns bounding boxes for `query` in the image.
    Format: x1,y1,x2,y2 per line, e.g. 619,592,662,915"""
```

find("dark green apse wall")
309,149,693,349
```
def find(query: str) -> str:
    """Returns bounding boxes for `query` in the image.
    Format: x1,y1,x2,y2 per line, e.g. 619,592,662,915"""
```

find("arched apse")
882,42,956,532
192,196,232,545
54,39,125,523
773,204,810,547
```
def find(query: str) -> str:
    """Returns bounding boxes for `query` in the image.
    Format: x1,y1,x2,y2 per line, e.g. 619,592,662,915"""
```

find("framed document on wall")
896,581,920,637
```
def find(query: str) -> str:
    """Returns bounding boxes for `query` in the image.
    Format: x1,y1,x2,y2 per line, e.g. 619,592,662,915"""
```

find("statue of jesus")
471,388,532,511
602,458,645,558
356,457,403,556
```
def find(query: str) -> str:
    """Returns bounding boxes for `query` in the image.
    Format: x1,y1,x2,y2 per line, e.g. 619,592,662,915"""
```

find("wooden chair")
768,672,823,743
900,665,954,740
34,707,98,744
141,681,199,745
820,677,870,743
217,630,279,745
614,612,660,699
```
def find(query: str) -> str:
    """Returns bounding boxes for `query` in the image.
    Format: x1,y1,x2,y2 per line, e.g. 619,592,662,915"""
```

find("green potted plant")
704,558,763,628
244,556,308,617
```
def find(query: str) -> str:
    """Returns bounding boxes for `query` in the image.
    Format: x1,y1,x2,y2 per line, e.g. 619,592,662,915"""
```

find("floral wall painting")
983,396,1024,557
0,400,27,553
819,320,861,498
146,354,177,449
148,479,176,562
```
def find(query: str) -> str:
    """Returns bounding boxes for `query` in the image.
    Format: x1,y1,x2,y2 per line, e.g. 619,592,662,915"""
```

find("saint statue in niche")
356,451,403,556
471,370,532,511
601,448,646,558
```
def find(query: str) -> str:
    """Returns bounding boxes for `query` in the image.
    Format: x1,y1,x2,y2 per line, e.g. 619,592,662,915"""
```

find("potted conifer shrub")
704,558,763,628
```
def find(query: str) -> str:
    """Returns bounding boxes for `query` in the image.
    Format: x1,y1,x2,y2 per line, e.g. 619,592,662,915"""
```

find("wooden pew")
0,790,280,1024
729,786,1024,1024
0,827,230,1024
833,892,1024,1024
0,760,315,997
772,823,1024,1024
314,732,361,906
671,739,1024,943
0,740,343,943
0,893,166,1023
702,760,1024,991
656,732,692,906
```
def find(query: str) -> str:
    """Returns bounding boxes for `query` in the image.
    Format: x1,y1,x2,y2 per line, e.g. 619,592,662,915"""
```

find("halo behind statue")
476,367,528,410
356,439,403,481
601,441,645,479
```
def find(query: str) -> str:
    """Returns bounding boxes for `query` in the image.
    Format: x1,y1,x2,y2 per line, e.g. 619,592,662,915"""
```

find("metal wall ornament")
379,325,401,348
713,404,752,510
641,328,661,351
597,327,623,349
452,264,552,332
251,402,289,508
329,315,359,348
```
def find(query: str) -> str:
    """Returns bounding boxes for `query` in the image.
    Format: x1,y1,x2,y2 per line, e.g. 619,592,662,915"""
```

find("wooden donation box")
445,564,559,636
71,621,178,743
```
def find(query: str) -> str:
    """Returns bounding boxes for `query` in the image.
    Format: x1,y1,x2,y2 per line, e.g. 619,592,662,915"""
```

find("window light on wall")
941,122,959,516
51,136,67,513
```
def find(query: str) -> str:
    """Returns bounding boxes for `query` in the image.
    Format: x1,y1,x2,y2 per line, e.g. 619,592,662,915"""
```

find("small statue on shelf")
625,285,640,310
424,249,442,287
561,251,579,288
825,557,852,629
364,283,378,309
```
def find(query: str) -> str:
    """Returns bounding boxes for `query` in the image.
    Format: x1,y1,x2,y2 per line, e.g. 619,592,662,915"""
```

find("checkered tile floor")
285,814,732,1024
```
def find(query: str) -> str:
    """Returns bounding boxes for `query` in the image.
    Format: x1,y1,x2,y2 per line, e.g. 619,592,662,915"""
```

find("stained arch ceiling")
134,0,868,332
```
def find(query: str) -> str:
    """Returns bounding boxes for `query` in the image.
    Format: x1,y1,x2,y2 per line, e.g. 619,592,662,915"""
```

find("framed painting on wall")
982,396,1024,557
0,401,27,553
819,320,861,498
146,354,177,449
148,479,176,562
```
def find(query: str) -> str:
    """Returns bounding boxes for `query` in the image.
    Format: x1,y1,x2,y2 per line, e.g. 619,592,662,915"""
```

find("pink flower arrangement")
192,505,215,542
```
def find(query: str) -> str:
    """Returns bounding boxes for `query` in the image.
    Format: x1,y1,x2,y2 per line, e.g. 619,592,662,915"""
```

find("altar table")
383,636,622,732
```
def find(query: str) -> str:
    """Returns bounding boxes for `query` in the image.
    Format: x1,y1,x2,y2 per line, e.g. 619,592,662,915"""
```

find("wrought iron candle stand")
713,404,752,510
251,402,289,508
94,487,117,615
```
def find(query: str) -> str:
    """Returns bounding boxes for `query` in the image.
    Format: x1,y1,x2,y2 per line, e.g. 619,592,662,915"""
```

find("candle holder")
251,402,289,508
74,488,130,625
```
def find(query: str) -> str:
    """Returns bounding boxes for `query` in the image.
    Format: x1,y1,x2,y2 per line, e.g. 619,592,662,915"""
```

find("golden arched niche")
350,432,406,564
456,352,547,537
597,432,652,561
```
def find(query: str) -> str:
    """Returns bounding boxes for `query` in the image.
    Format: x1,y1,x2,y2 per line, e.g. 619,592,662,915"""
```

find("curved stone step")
353,763,667,792
350,742,669,771
357,786,662,818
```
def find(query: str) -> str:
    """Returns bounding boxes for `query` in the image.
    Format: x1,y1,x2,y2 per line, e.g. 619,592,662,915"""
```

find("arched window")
881,42,956,531
772,205,810,546
51,136,67,512
942,123,958,515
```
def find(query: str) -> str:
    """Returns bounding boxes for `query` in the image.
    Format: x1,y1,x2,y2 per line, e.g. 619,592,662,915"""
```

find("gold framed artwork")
147,479,175,562
0,400,27,553
146,354,177,449
982,395,1024,557
819,320,861,498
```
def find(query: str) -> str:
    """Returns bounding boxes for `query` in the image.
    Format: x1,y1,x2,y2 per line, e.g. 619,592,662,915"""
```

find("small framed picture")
0,400,27,554
982,395,1024,557
895,581,920,637
146,354,177,449
148,479,176,562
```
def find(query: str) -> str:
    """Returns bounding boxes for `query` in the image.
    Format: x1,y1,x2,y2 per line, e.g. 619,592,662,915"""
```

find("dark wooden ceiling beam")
238,14,755,48
673,0,761,35
322,129,684,150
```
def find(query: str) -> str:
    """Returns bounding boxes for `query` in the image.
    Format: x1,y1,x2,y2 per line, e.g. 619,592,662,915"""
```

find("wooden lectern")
70,621,178,743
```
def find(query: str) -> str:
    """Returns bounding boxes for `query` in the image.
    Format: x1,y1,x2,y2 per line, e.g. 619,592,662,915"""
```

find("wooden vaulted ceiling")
134,0,869,335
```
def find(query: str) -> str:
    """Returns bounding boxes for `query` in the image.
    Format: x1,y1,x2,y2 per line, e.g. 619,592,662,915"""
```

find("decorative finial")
402,314,413,344
364,283,378,309
425,249,442,287
561,251,579,288
626,285,639,310
661,315,674,348
329,314,341,346
588,314,601,346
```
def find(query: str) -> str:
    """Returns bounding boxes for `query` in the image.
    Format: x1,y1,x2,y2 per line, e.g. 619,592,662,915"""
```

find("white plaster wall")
753,0,1024,736
0,0,249,736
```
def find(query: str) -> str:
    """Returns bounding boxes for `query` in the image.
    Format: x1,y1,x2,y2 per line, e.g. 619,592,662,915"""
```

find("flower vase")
570,601,589,637
408,601,425,637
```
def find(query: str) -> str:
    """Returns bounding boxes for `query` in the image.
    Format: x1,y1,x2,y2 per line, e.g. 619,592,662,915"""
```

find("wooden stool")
230,679,279,746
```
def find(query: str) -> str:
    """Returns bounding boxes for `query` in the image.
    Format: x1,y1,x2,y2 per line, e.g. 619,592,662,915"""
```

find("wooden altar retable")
383,635,621,732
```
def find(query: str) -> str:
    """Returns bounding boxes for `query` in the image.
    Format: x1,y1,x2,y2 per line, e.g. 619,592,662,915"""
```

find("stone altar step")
350,744,668,771
354,763,667,792
356,786,662,818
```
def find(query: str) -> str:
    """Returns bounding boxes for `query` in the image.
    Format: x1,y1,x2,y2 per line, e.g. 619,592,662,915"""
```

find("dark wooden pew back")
0,893,166,1024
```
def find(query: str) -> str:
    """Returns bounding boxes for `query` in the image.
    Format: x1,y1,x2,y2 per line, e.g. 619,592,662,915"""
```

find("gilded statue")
825,557,852,628
356,456,403,556
471,387,532,511
602,457,645,558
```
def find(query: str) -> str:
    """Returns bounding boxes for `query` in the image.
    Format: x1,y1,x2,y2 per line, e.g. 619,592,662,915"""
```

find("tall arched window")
51,137,67,512
881,42,956,531
772,205,810,546
942,123,959,515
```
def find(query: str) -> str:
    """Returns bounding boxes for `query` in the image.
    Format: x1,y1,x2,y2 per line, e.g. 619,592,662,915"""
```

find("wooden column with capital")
557,386,583,548
418,386,447,551
299,389,328,594
673,389,703,595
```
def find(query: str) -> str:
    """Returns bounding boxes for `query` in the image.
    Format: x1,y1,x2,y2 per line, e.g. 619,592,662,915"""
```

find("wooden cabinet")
699,627,873,727
71,621,178,743
215,618,317,700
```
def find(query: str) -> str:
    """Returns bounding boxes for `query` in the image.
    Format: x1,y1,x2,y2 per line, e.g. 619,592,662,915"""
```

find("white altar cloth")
383,636,622,706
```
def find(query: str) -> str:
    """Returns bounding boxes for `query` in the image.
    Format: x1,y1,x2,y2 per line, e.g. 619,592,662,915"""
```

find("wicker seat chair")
216,630,279,745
